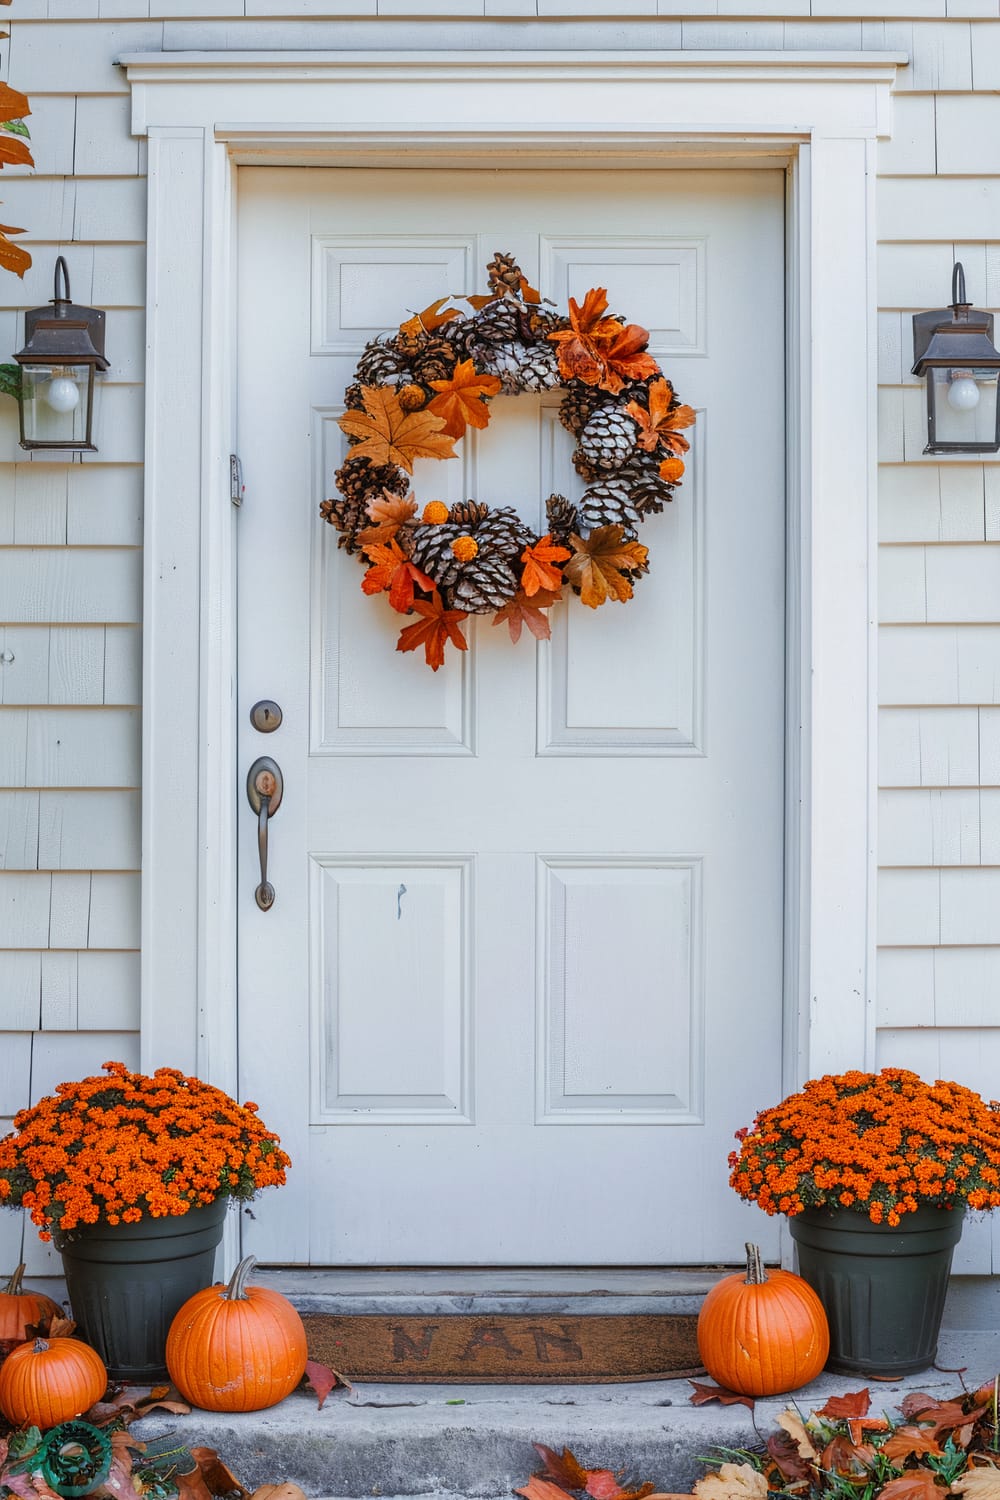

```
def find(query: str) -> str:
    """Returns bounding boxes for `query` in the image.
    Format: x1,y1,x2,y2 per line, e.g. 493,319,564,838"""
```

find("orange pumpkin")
0,1264,62,1341
0,1335,108,1427
166,1254,307,1412
697,1242,829,1396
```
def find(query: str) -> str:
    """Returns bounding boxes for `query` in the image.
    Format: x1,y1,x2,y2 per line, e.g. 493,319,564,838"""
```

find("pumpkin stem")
744,1242,768,1285
223,1255,258,1301
32,1337,49,1353
2,1263,26,1296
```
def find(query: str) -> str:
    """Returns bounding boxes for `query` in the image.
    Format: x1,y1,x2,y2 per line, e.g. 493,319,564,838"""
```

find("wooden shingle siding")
0,2,998,1272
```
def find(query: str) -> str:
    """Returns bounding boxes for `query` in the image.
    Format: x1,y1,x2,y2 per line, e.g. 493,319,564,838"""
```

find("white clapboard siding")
879,465,986,543
880,627,1000,705
0,708,141,787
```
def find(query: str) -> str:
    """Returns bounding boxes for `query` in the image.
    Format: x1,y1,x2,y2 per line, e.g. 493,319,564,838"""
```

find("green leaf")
1,119,29,139
0,362,20,400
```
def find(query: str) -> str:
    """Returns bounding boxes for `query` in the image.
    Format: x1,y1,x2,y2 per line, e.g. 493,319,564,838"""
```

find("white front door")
235,166,786,1266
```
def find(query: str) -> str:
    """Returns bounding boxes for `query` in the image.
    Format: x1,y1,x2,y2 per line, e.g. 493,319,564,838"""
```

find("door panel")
236,167,785,1265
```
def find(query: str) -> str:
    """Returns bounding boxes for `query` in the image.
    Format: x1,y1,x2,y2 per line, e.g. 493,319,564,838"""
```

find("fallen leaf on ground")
774,1409,820,1461
952,1464,1000,1500
688,1380,755,1411
532,1444,589,1490
877,1472,949,1500
816,1389,872,1419
516,1478,579,1500
692,1462,768,1500
305,1358,351,1408
881,1426,945,1462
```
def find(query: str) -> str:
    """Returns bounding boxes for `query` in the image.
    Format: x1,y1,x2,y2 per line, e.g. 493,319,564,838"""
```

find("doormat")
301,1313,705,1384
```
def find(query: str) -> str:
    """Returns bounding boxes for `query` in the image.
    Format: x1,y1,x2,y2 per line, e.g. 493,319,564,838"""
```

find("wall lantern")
14,255,109,451
911,262,1000,455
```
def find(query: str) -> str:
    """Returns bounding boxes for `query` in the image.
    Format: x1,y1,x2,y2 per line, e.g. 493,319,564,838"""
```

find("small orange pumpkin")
166,1255,307,1412
0,1264,62,1341
697,1242,829,1396
0,1335,108,1427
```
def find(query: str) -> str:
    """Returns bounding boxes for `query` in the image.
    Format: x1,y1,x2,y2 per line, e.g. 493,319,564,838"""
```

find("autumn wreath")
321,252,695,670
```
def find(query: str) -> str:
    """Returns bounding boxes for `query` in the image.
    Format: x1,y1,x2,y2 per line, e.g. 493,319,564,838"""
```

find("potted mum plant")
728,1067,1000,1377
0,1061,291,1382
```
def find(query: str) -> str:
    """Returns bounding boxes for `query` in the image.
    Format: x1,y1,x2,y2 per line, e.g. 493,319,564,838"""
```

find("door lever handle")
246,756,283,911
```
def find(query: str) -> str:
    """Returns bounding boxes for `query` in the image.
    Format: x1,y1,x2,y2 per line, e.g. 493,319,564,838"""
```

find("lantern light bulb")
947,375,981,412
44,376,81,414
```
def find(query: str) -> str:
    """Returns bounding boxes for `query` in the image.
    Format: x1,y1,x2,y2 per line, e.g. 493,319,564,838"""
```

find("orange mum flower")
0,1061,291,1239
729,1068,1000,1224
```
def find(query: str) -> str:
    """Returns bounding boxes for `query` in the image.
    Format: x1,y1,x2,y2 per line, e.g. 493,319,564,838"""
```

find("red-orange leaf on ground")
361,539,436,613
492,587,560,643
876,1472,947,1500
626,378,696,456
358,489,418,545
765,1431,814,1481
564,526,649,608
399,298,462,340
516,1479,578,1500
925,1402,989,1438
338,385,457,472
520,534,570,596
688,1379,755,1411
901,1394,941,1420
817,1390,872,1419
585,1473,625,1500
396,591,469,670
427,359,503,439
821,1436,876,1477
532,1444,589,1491
304,1358,350,1408
881,1427,946,1463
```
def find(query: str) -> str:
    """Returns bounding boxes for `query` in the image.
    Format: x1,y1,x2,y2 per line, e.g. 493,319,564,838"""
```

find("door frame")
123,48,901,1127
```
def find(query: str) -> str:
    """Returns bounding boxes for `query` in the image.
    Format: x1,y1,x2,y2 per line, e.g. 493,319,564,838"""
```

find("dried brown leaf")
692,1463,768,1500
953,1465,1000,1500
775,1410,820,1461
688,1380,755,1411
816,1390,872,1420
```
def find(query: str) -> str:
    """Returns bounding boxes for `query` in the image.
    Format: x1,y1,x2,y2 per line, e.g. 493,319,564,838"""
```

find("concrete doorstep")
131,1325,1000,1500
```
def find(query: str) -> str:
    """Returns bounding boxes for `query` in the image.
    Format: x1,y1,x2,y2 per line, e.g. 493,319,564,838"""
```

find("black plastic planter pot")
788,1204,964,1377
54,1197,228,1381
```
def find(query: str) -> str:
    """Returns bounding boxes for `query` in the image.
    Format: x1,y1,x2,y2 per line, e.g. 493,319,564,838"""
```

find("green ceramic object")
788,1203,964,1376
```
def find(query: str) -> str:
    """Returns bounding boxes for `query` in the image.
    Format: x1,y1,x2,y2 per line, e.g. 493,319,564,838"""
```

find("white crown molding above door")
123,49,901,1115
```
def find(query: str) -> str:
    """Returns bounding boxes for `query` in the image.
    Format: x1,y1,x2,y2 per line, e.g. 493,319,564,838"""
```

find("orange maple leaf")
427,359,503,439
520,534,570,596
548,287,660,394
396,591,469,670
627,378,696,458
563,526,649,608
338,386,457,473
399,297,462,340
361,539,436,614
0,135,31,170
357,489,418,545
0,84,29,125
0,219,29,276
493,587,561,643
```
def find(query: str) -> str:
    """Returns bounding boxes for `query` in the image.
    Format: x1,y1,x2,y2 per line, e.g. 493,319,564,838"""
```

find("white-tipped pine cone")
356,338,405,385
478,341,561,393
577,405,639,474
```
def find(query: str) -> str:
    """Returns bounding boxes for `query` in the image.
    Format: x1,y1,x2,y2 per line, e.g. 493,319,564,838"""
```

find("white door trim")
124,49,900,1112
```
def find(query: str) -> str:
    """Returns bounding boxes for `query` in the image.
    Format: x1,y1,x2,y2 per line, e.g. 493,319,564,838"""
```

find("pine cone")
410,338,459,387
487,251,526,298
558,384,604,436
356,337,404,385
621,462,676,516
479,340,560,394
320,494,367,552
577,405,639,474
342,382,366,412
578,475,644,534
448,500,491,528
545,493,580,547
452,553,519,612
466,298,521,353
335,456,409,508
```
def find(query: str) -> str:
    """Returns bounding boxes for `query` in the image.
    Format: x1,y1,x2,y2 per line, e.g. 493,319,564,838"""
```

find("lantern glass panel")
19,362,96,448
928,366,1000,451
